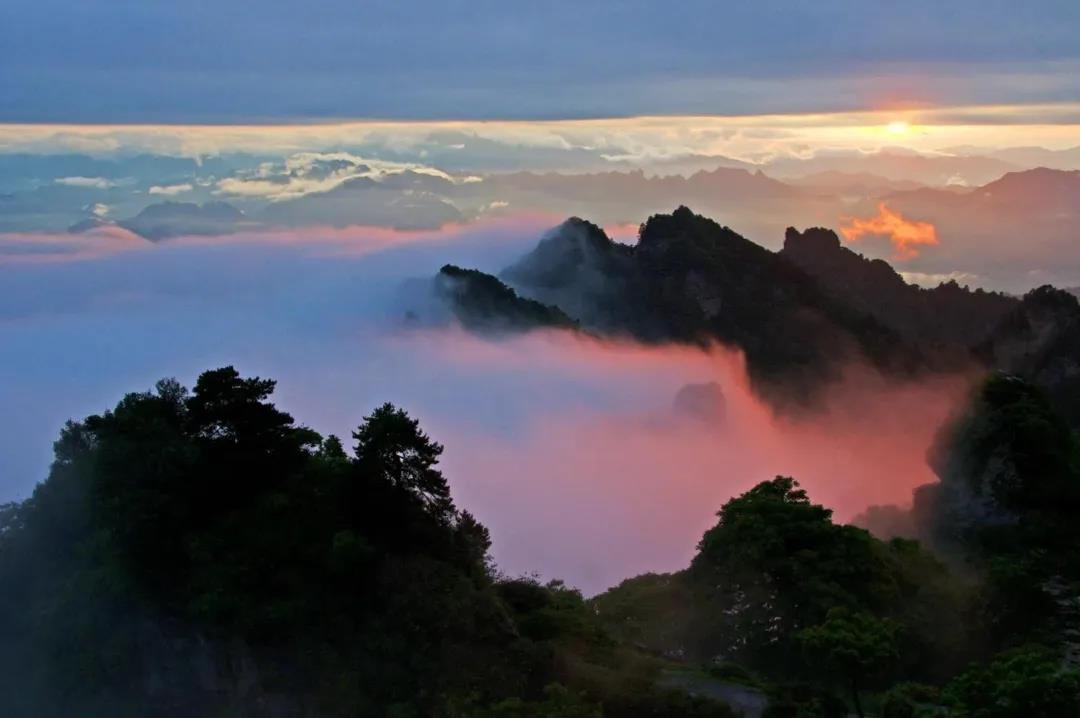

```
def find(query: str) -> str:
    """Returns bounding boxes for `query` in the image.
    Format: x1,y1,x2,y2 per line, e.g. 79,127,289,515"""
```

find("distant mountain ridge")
438,206,1080,421
117,201,248,240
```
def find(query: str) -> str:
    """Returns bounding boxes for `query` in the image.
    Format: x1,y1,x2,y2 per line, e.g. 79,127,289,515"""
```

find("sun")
886,120,910,136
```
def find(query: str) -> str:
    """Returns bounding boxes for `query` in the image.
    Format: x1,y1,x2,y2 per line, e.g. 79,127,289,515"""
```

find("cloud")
840,202,939,259
148,182,194,196
214,151,456,200
54,176,119,189
0,226,148,264
3,105,1080,170
899,270,983,288
0,215,974,593
425,332,972,591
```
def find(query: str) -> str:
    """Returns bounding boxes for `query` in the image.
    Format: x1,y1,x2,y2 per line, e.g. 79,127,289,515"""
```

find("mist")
0,217,973,593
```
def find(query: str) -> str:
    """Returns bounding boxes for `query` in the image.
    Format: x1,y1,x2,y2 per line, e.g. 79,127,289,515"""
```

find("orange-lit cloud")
411,329,976,592
840,202,939,260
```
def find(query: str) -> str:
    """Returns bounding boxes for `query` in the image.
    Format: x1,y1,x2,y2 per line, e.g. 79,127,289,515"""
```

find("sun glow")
886,120,911,136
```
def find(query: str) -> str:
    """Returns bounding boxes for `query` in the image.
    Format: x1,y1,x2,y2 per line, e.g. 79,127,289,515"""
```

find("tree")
942,645,1080,718
353,403,455,522
689,477,895,671
798,608,901,718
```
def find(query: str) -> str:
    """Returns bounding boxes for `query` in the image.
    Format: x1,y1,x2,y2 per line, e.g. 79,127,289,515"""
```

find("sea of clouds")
0,217,972,593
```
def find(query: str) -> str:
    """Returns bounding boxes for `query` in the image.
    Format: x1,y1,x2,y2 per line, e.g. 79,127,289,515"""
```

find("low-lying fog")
0,218,972,593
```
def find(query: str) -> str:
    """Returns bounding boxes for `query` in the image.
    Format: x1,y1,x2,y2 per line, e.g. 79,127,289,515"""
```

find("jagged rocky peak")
634,206,771,268
781,225,905,287
639,205,726,247
501,216,623,290
783,226,842,254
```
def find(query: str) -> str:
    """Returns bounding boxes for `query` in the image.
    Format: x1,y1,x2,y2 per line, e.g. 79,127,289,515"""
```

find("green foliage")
942,645,1080,718
591,572,697,657
689,477,900,672
463,684,602,718
10,365,1080,718
705,661,767,690
0,367,748,718
799,609,901,680
762,684,848,718
929,373,1079,525
879,682,941,718
0,368,523,716
924,374,1080,647
798,608,901,717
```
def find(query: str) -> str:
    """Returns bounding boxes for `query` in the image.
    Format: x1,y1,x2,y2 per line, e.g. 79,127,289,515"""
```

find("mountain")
886,167,1080,215
787,171,924,199
765,149,1019,187
974,167,1080,210
67,216,118,234
985,146,1080,171
488,167,801,206
261,173,462,229
119,201,247,240
434,264,577,332
780,226,1015,347
636,153,758,176
441,207,1080,426
878,168,1080,291
501,208,913,399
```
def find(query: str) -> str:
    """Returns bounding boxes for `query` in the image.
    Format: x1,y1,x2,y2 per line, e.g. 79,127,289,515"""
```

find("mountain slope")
780,226,1016,347
502,207,915,398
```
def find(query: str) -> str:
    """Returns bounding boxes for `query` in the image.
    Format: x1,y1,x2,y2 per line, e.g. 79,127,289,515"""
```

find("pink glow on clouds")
602,222,642,244
398,329,975,593
0,216,976,595
0,212,563,265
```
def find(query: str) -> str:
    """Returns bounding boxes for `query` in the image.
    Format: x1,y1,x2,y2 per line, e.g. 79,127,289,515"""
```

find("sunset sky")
2,1,1080,158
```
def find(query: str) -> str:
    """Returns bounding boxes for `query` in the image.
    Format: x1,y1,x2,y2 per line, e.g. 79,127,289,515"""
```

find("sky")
2,1,1079,165
2,1,1080,123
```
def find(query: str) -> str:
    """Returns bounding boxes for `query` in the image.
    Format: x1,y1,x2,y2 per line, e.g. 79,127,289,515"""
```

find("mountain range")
432,206,1080,423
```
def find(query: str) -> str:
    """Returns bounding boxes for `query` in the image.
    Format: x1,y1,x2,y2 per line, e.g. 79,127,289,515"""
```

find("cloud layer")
0,219,974,593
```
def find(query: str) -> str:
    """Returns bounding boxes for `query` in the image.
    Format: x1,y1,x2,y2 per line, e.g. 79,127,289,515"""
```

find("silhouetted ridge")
436,264,576,331
501,216,628,291
502,207,914,401
781,225,1015,347
500,218,636,332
